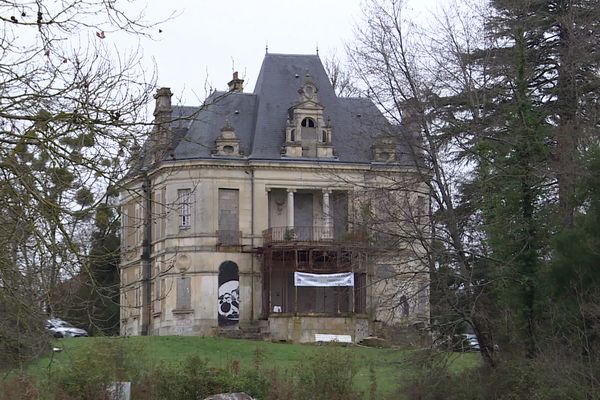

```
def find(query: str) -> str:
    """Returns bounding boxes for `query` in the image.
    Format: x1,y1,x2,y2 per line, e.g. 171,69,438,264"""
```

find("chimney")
153,87,173,122
227,71,244,92
151,87,173,163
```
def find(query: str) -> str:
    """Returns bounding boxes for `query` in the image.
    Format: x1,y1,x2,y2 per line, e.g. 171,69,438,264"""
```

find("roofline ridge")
265,52,320,57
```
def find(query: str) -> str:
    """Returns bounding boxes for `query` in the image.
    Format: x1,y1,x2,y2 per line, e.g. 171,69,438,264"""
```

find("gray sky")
133,0,442,105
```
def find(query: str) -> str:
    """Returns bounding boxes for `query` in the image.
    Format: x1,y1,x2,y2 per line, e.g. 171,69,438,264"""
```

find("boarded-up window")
332,192,348,240
159,187,166,237
153,189,164,239
218,189,239,245
122,202,137,248
121,208,128,248
135,202,143,245
294,192,313,240
137,285,142,308
178,189,192,228
160,278,166,314
154,263,161,312
176,276,191,310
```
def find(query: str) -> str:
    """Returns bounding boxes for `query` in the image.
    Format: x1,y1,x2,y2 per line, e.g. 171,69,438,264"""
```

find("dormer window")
372,134,397,163
282,82,335,159
213,120,242,157
301,118,315,128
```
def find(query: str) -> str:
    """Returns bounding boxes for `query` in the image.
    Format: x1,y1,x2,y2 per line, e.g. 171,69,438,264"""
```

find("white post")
287,189,295,229
323,189,332,239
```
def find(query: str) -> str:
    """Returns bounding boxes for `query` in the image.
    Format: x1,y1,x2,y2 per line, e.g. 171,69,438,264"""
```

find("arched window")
301,117,315,128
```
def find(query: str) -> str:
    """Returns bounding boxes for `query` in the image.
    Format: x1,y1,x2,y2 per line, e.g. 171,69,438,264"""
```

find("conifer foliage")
350,1,600,389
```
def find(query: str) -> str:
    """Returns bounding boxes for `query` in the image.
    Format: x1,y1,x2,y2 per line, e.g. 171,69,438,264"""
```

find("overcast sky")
131,0,443,105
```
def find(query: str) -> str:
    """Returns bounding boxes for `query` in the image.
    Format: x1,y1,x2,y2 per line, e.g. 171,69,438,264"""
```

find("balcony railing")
262,226,367,245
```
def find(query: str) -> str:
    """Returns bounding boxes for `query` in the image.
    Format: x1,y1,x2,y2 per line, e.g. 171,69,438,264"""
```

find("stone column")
287,189,295,229
322,189,332,238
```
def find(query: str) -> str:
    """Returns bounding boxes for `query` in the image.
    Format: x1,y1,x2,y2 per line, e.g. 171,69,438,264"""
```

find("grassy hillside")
24,336,479,398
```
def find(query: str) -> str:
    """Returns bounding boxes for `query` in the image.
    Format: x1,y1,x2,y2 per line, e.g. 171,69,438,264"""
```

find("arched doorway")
218,261,240,327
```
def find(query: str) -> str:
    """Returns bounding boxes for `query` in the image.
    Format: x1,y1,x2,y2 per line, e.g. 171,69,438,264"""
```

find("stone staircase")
217,320,270,341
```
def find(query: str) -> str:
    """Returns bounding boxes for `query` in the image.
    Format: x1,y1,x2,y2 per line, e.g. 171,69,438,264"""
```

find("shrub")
141,355,270,400
49,338,145,400
400,354,595,400
0,374,40,400
294,344,362,400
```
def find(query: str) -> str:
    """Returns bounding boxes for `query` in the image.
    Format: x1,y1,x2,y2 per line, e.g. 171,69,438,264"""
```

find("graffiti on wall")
218,261,239,326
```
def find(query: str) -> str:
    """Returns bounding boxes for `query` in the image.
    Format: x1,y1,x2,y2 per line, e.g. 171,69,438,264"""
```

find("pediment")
289,99,324,112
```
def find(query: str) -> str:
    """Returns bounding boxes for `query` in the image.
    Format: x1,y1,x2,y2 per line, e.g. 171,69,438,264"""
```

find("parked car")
460,333,480,352
434,333,480,352
46,318,88,338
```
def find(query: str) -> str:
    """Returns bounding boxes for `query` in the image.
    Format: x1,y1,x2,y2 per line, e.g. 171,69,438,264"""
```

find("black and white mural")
218,261,239,327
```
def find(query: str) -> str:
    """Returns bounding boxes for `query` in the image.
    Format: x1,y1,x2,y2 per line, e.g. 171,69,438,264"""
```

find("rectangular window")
135,202,143,245
178,189,192,228
154,262,161,313
218,189,239,245
176,276,191,310
121,208,128,248
160,278,166,314
159,187,166,238
122,202,137,249
152,190,160,239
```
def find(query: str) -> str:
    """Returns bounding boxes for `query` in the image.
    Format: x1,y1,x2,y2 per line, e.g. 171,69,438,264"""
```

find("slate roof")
140,53,418,167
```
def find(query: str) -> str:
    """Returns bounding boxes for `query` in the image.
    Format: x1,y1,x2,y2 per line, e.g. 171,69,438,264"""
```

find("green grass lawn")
28,336,480,398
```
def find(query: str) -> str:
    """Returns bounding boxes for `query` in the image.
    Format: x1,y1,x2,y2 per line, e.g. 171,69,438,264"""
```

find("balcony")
262,226,366,246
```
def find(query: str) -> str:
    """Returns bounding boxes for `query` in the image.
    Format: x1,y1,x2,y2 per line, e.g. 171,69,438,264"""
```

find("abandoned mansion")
119,53,429,342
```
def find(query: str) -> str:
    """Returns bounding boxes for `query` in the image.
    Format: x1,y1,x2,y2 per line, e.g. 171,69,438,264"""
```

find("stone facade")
120,53,429,342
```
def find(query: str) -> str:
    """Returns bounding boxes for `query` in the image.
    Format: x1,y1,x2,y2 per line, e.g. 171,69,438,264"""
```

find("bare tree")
323,52,360,97
348,0,500,366
0,0,165,368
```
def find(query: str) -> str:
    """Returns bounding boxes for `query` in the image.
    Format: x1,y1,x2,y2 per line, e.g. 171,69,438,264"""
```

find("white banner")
294,272,355,287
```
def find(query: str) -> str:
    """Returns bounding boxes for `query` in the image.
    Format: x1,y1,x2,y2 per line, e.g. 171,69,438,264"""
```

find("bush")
142,356,229,400
400,354,596,400
140,355,270,400
49,338,145,399
294,344,362,400
0,374,40,400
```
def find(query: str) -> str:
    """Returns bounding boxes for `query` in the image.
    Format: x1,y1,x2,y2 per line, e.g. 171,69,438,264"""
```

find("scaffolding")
260,227,369,317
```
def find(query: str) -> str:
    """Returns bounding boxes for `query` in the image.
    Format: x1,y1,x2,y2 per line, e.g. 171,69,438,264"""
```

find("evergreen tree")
470,28,551,357
488,0,600,228
57,201,121,336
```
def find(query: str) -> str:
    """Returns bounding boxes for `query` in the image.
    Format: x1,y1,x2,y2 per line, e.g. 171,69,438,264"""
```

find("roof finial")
265,42,269,54
316,43,319,56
